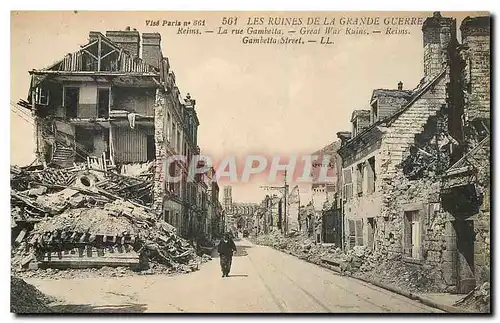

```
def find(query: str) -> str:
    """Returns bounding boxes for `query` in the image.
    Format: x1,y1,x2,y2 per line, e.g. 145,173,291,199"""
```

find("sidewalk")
277,248,473,313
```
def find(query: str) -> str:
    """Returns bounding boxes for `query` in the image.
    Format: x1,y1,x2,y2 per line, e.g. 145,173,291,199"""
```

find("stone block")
426,250,441,262
474,254,487,266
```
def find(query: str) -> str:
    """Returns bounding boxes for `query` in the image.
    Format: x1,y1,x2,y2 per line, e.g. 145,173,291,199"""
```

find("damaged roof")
339,69,447,154
32,31,158,74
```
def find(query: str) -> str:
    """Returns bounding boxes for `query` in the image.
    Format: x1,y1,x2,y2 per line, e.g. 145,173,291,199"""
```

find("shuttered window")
348,219,356,248
343,169,353,200
355,220,364,246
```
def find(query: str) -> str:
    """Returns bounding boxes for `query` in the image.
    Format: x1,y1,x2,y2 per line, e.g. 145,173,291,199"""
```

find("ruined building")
23,28,222,239
305,141,343,245
337,13,490,294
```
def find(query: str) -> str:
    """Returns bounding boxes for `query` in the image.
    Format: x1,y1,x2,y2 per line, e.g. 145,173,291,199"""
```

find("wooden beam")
100,49,118,60
97,35,102,72
80,39,99,51
82,49,98,61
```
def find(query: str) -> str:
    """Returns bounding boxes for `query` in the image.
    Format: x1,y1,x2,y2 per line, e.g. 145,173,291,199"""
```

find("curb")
267,246,472,314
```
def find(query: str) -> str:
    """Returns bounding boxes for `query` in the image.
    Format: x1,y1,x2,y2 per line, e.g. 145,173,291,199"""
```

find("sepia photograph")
9,9,491,314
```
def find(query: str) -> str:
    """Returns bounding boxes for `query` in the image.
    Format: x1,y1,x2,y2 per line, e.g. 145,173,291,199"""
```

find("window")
168,162,176,193
177,129,181,152
172,123,177,147
367,157,376,194
356,163,365,196
352,120,358,137
165,112,171,142
34,87,49,105
97,88,110,118
348,220,356,248
371,102,378,124
355,220,364,246
64,87,79,118
404,210,421,259
343,169,353,200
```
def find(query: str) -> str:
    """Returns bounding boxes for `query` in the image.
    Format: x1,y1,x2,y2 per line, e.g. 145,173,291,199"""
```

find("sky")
10,11,481,203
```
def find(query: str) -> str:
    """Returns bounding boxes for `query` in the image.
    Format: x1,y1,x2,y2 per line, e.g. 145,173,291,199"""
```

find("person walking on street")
217,233,237,277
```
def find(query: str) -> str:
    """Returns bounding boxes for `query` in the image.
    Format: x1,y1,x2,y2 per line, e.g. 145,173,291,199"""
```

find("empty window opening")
357,163,365,197
97,88,110,118
64,87,79,118
367,157,376,194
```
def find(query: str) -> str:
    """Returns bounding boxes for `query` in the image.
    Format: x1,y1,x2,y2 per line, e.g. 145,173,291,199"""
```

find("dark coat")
217,239,237,257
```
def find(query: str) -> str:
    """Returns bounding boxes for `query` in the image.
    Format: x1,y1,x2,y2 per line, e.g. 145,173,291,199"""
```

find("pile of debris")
254,231,342,265
254,232,447,294
11,163,208,277
11,276,54,313
455,282,491,313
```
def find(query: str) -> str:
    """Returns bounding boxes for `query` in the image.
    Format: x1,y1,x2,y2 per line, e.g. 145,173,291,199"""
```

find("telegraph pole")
259,167,290,237
283,169,288,237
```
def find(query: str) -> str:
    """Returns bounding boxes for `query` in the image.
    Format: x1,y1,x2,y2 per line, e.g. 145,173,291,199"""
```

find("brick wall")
379,73,448,178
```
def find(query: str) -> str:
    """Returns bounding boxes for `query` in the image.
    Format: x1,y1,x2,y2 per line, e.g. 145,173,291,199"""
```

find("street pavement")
25,239,444,313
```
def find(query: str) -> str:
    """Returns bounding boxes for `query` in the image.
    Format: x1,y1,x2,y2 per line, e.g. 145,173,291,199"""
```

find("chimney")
106,28,140,57
398,81,403,90
460,16,491,121
422,12,457,80
142,33,162,69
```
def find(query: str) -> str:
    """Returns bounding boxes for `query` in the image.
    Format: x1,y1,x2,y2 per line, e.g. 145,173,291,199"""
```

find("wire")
10,107,35,126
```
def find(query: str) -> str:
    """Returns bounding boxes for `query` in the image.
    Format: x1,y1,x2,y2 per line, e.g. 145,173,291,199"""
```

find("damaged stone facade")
337,13,490,294
25,28,224,240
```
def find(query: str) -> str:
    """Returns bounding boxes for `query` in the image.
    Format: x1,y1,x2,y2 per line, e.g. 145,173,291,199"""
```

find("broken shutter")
403,211,413,257
411,212,421,259
355,220,364,246
348,219,356,248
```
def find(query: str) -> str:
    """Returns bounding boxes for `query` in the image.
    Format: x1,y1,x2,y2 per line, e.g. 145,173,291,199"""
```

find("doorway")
146,135,155,161
454,220,476,293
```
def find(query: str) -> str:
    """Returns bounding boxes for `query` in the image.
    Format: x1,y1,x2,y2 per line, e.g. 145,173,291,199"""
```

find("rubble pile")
254,231,343,265
11,276,54,313
11,164,209,278
353,250,445,293
254,233,446,294
95,171,153,206
455,282,490,313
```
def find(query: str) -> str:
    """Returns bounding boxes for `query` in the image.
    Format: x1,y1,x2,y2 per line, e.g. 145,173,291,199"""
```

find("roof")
339,69,447,153
312,140,341,157
370,89,413,103
33,31,158,74
350,110,370,122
